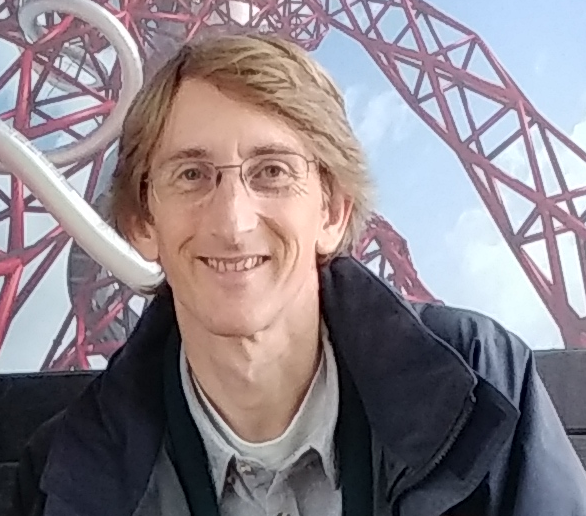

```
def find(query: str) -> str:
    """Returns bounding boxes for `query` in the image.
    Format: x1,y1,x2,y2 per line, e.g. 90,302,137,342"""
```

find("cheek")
152,212,194,260
263,199,324,254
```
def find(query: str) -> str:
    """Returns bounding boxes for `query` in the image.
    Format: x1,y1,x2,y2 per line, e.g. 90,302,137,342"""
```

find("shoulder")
412,302,533,407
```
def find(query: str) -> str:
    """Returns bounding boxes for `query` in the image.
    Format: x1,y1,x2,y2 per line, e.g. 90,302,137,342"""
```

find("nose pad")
213,166,250,197
207,168,259,238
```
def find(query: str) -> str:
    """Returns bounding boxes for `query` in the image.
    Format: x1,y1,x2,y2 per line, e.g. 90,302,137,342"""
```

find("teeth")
203,256,265,273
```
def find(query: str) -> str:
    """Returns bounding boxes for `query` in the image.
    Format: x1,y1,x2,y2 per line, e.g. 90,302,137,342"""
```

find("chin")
204,320,262,338
203,311,271,338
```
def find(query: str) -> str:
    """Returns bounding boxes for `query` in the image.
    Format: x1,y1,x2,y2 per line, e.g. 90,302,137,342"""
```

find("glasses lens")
245,154,308,196
158,162,216,201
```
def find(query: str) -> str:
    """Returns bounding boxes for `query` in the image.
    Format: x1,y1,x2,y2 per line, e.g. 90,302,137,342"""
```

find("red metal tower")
0,0,584,370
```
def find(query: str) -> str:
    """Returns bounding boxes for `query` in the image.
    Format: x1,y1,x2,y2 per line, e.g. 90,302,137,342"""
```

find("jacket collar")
321,257,477,471
41,256,477,514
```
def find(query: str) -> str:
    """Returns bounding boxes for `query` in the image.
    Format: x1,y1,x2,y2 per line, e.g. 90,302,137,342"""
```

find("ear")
124,215,160,262
317,188,354,255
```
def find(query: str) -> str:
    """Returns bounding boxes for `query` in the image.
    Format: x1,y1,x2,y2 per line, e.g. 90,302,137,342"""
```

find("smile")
199,255,270,273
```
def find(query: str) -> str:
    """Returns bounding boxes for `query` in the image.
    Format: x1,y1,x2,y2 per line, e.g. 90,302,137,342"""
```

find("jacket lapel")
320,257,477,472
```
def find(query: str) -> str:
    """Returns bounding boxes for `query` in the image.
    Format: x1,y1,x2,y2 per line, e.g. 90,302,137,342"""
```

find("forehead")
153,78,308,164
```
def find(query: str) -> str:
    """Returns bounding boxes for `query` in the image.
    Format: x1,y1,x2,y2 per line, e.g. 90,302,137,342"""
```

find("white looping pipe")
16,0,144,167
0,119,165,292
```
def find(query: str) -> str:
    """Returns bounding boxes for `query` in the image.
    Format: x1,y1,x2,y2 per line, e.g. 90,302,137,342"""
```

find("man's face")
130,79,351,336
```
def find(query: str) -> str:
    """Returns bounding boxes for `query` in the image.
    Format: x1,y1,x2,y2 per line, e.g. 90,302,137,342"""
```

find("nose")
205,170,259,241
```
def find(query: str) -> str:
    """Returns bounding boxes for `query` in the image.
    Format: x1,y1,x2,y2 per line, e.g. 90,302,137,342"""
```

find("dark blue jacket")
10,257,586,515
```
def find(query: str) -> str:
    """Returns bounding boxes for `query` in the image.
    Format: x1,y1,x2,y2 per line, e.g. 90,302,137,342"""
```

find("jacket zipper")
389,393,476,510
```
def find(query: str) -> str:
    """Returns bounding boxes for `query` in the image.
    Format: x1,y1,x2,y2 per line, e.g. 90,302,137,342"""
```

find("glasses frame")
147,151,318,206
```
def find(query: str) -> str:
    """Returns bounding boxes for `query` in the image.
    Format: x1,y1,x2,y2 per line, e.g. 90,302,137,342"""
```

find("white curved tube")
0,119,164,292
16,0,143,167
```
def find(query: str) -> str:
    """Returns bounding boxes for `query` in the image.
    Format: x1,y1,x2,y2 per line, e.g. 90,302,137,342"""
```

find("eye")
181,168,201,180
256,162,289,179
178,163,212,181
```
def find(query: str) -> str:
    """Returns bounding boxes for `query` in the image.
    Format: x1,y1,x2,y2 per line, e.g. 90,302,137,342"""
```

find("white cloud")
442,116,586,350
444,207,562,349
344,85,414,154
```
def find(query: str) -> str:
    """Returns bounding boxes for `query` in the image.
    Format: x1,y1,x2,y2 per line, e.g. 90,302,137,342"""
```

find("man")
10,33,586,516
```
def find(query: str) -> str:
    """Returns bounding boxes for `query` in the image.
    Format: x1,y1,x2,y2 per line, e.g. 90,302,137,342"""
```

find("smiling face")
129,79,352,337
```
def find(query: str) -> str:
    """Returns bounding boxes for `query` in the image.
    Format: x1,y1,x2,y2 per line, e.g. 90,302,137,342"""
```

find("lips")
199,255,269,273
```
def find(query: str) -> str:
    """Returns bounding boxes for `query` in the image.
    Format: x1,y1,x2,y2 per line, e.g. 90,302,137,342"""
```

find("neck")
176,291,321,443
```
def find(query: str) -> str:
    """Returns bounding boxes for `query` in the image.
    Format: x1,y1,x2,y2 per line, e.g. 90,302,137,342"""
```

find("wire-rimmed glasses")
149,152,316,206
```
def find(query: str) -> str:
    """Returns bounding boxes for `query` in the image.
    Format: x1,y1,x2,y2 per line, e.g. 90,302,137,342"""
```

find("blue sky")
0,0,585,371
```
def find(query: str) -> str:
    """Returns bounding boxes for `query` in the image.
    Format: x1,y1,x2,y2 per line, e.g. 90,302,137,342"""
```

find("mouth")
198,255,270,273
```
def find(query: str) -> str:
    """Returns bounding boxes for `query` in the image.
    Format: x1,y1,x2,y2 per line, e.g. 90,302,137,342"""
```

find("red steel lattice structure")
0,0,585,370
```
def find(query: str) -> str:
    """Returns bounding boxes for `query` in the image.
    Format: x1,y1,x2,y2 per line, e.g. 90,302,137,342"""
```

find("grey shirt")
179,325,342,516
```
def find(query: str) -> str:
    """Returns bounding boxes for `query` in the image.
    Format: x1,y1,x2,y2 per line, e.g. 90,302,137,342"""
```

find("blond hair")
110,32,372,256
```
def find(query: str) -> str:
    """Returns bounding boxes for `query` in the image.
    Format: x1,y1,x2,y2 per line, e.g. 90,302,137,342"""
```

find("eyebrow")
247,143,300,156
158,146,210,166
158,143,301,166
